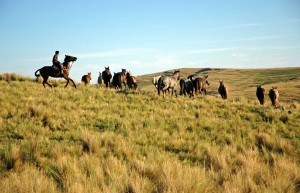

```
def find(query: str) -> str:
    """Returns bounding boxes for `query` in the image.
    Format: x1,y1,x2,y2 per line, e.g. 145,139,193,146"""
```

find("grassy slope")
0,70,299,193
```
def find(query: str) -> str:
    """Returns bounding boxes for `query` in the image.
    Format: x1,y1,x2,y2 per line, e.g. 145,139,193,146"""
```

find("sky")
0,0,300,83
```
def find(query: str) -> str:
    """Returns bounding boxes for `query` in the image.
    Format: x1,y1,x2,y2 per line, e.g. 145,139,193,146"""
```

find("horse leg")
63,76,76,88
65,79,69,87
70,78,76,88
43,76,52,88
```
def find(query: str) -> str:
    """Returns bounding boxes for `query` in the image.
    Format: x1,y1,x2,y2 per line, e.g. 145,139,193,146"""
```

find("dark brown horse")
102,67,112,88
35,55,77,88
218,81,229,99
194,75,210,95
256,86,265,105
126,71,138,91
81,72,92,85
111,69,127,89
179,76,194,98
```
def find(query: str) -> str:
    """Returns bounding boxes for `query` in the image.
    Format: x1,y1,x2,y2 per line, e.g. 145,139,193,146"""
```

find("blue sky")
0,0,299,83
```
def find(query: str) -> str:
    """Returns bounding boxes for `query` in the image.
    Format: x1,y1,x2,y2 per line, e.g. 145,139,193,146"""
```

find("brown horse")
126,71,138,90
81,72,92,85
35,55,77,88
194,75,209,96
269,87,279,106
111,69,127,89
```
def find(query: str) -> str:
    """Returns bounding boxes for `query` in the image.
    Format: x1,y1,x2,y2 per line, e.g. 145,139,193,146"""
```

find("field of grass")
0,69,299,193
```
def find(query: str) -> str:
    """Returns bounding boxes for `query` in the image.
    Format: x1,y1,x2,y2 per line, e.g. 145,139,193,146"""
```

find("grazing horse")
111,69,127,89
269,87,279,107
97,72,102,85
102,67,112,88
81,72,92,85
152,75,161,88
256,86,265,105
126,71,138,91
35,55,77,88
194,75,210,96
157,70,180,97
218,81,229,99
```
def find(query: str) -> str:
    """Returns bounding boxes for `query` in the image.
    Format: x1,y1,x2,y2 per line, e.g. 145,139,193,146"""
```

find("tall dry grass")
0,73,299,193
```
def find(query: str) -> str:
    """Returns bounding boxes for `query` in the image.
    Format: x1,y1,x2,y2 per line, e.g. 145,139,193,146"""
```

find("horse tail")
194,79,199,95
179,79,185,96
35,69,41,77
157,77,162,95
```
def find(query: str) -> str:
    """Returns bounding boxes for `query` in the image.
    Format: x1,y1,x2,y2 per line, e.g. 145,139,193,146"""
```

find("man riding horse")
52,51,63,75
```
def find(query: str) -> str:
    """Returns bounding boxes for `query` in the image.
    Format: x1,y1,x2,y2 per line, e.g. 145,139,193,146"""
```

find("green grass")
0,70,299,193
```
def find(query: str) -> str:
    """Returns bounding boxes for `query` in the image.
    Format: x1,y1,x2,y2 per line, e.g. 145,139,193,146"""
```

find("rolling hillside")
137,67,300,102
0,69,299,193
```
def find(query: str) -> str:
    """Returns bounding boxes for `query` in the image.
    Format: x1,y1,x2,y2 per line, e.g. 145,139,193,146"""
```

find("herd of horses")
34,55,280,107
152,70,280,107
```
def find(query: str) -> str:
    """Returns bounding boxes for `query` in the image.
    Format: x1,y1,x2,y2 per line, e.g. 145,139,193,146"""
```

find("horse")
97,72,103,85
157,70,180,97
102,67,112,88
111,69,127,89
194,75,210,96
218,81,229,99
179,76,194,98
126,71,138,91
35,55,77,88
256,86,265,105
81,72,92,85
152,75,161,88
269,87,279,107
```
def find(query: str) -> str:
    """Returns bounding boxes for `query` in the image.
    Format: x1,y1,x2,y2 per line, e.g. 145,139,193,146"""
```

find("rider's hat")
55,51,59,54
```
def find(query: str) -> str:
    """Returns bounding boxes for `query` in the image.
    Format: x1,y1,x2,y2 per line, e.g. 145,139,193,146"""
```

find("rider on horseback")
52,51,63,75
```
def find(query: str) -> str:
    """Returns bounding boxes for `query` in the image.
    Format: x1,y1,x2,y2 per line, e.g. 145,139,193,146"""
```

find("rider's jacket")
52,54,59,64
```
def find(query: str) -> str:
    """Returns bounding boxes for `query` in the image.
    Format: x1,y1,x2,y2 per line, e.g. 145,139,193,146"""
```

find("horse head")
105,67,111,75
64,55,77,62
121,69,127,75
204,75,210,86
173,70,180,80
87,72,92,79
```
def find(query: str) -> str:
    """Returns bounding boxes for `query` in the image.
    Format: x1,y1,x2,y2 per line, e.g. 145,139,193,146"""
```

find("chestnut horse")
194,75,210,96
35,55,77,88
126,71,138,91
81,72,92,85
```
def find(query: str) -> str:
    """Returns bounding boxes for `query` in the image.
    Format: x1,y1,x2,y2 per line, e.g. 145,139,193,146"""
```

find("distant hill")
136,67,300,102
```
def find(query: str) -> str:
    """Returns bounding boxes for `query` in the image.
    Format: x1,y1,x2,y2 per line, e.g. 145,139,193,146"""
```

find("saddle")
52,65,63,76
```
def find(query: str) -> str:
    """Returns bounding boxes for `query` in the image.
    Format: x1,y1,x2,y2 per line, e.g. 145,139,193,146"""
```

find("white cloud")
249,46,300,51
187,47,239,54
